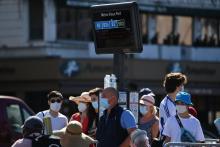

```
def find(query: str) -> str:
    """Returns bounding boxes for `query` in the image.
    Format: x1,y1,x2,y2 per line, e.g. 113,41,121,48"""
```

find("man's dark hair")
47,90,63,100
104,87,119,99
163,72,187,93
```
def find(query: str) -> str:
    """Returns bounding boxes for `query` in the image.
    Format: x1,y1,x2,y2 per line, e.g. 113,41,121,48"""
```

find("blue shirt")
121,110,137,129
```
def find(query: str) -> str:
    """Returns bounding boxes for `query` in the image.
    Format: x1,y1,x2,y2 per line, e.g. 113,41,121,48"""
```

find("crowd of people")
11,72,219,147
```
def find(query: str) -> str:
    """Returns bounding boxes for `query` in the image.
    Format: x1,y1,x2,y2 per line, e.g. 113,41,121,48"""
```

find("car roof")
0,95,35,114
0,95,24,102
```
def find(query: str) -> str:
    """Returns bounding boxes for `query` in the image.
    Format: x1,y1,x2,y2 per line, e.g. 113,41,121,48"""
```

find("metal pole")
113,52,125,91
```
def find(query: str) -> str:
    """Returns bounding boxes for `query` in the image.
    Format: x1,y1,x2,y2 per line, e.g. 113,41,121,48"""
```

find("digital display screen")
93,9,134,50
92,2,142,53
94,19,126,30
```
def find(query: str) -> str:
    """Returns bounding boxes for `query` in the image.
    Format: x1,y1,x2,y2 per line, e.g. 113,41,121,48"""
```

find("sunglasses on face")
50,99,61,103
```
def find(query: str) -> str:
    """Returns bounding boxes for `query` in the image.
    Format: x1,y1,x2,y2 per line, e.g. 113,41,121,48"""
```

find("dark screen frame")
91,1,143,54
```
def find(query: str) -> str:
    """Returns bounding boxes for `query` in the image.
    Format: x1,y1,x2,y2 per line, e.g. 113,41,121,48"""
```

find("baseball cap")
139,94,155,106
175,92,193,105
139,88,155,97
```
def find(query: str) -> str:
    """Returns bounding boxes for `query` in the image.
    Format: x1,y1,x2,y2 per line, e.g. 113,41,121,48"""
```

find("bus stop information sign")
91,2,142,54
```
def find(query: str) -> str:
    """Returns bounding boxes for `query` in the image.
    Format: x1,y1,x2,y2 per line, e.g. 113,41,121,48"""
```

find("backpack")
31,135,61,147
175,115,196,142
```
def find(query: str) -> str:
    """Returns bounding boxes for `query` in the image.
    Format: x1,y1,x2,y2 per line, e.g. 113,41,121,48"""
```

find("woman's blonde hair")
149,105,157,115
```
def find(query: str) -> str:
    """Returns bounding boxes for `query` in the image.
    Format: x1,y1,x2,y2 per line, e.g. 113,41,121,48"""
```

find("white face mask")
92,101,98,109
176,105,187,114
50,102,61,112
78,103,87,112
140,105,148,115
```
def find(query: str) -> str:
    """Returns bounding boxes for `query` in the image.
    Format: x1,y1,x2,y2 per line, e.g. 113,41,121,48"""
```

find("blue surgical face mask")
100,98,109,109
92,101,98,109
139,105,148,115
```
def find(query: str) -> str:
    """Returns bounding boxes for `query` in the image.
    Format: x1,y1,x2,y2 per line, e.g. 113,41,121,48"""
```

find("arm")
119,110,137,147
152,121,159,139
164,136,171,144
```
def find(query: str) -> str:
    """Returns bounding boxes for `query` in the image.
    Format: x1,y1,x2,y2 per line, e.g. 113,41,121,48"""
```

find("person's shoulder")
36,110,48,118
12,138,32,147
58,112,68,118
71,112,81,119
189,115,201,123
121,109,134,118
72,112,80,116
159,97,167,106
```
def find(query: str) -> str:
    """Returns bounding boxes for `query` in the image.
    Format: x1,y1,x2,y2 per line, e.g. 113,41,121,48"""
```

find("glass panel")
156,15,172,45
176,16,192,45
195,18,219,47
6,104,22,133
29,0,43,40
140,13,148,44
22,107,32,121
57,6,92,41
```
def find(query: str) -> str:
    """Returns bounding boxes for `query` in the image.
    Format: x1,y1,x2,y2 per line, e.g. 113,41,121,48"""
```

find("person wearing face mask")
96,87,137,147
138,94,159,145
69,92,97,138
89,87,103,113
89,88,103,125
36,91,68,131
163,92,205,144
159,72,187,135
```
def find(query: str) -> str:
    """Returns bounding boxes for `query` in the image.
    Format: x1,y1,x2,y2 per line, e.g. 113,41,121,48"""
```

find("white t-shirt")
36,110,68,131
159,96,176,132
162,115,205,142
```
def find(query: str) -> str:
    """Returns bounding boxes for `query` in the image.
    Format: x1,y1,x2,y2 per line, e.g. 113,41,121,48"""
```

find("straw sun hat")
69,92,92,104
53,121,97,147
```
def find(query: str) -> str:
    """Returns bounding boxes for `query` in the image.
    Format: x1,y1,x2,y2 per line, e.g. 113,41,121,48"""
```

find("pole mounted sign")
91,1,143,54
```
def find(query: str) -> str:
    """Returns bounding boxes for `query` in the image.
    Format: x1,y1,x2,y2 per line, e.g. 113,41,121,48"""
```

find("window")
156,15,173,45
22,107,32,121
6,104,23,133
57,5,92,41
175,16,192,46
140,13,148,44
29,0,44,40
193,18,219,47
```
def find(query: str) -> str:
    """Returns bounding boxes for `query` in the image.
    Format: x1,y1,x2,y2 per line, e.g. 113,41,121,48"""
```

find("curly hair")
163,72,187,93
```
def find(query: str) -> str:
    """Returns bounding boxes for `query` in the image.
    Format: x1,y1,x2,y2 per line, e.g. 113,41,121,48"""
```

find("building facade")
0,0,220,132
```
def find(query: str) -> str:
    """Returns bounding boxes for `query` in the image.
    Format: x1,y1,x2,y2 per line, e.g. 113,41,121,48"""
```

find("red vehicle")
0,96,35,147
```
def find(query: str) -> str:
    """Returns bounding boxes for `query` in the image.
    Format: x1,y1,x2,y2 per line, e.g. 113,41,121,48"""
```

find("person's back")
11,116,44,147
12,138,32,147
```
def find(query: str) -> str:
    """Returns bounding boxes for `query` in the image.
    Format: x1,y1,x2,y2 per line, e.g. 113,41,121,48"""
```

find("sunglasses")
50,99,61,103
